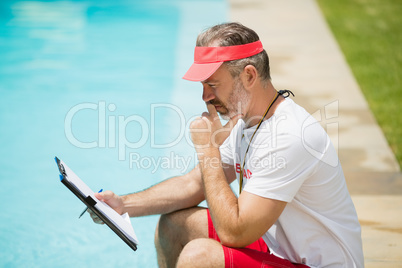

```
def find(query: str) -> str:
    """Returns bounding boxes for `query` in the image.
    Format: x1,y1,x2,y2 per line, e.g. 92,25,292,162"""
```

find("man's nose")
202,85,215,102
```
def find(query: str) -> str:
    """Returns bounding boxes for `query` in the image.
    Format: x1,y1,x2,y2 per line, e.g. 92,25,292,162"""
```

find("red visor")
182,40,263,82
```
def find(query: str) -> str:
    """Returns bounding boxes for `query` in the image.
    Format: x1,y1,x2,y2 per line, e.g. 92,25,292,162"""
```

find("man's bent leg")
176,238,225,268
155,207,208,268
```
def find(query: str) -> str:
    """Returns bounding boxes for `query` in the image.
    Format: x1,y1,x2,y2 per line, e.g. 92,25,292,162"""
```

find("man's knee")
177,238,225,268
155,207,208,246
155,212,178,245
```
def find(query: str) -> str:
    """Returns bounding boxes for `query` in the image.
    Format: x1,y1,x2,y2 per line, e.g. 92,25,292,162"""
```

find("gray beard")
220,79,250,120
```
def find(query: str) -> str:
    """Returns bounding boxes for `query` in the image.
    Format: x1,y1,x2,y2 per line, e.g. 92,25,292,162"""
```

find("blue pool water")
0,0,227,267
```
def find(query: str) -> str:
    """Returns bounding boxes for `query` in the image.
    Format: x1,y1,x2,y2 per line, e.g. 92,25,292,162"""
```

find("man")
91,23,364,267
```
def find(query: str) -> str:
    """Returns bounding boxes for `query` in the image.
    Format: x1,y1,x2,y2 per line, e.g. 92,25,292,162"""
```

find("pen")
79,189,103,219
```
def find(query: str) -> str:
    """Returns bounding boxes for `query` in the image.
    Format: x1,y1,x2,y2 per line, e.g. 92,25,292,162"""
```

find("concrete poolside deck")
229,0,402,267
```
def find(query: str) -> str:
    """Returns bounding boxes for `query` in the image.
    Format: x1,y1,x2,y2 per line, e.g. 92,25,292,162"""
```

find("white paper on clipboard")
56,157,139,249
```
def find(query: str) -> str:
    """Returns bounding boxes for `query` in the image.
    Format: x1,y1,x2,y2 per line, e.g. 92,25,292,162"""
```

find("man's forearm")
199,149,241,243
199,148,287,248
121,165,205,217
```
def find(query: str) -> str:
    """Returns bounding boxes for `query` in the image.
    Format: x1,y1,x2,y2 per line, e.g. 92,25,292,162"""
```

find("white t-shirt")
220,98,364,268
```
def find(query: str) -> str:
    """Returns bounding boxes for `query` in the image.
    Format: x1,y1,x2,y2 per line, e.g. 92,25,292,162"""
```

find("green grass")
317,0,402,169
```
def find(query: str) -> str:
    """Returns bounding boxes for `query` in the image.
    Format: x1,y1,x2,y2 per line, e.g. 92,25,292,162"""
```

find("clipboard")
55,157,138,251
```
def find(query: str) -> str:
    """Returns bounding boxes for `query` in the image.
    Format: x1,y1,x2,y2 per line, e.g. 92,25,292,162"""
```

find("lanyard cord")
238,90,294,194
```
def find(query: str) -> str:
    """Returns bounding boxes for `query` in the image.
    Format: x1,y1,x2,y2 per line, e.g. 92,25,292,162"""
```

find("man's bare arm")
201,149,286,247
91,165,205,222
190,103,286,248
121,165,205,217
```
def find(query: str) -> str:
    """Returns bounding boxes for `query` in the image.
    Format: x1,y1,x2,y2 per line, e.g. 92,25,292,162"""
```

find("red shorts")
207,210,309,268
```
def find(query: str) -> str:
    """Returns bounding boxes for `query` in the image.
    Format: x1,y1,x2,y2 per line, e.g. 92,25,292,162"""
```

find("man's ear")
241,65,258,88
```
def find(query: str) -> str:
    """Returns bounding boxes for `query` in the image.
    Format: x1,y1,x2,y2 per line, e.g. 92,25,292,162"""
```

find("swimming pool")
0,0,227,267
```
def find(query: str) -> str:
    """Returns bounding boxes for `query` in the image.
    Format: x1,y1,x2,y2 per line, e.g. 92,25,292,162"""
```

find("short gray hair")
196,22,271,85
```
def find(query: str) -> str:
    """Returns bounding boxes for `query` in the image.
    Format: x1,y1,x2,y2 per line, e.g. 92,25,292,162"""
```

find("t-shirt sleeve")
243,134,317,203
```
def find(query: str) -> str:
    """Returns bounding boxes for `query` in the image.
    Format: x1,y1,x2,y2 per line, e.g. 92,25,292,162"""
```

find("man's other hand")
190,103,242,150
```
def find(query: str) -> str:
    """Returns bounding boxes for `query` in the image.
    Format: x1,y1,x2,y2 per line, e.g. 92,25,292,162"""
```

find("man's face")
201,65,250,120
